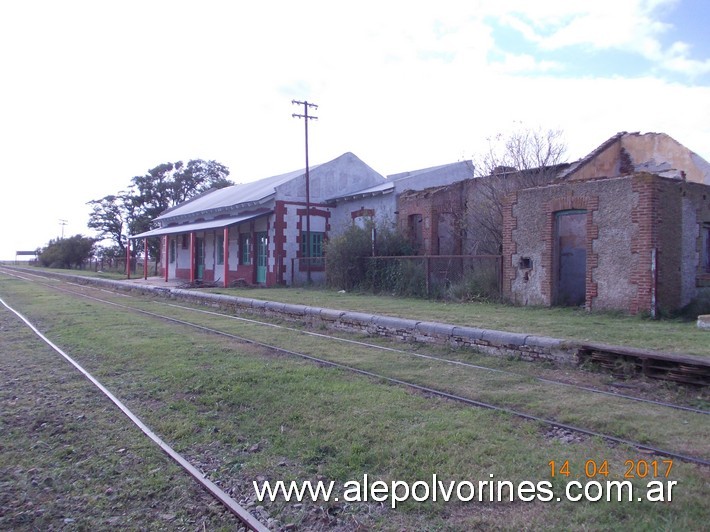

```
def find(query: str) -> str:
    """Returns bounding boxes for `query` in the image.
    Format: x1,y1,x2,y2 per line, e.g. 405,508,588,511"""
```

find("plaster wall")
506,177,639,310
623,133,710,185
276,153,386,202
589,179,638,309
567,133,710,185
567,141,622,181
328,194,397,235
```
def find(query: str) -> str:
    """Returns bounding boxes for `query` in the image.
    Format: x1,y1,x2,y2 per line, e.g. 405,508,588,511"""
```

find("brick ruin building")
502,132,710,314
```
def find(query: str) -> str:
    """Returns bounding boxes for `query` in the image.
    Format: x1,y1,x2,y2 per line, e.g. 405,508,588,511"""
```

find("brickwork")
273,201,288,285
501,191,518,298
506,173,710,314
506,177,638,311
694,186,710,288
397,183,466,255
629,175,660,314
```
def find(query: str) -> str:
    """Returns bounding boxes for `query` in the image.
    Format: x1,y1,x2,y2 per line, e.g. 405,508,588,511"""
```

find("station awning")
130,210,271,239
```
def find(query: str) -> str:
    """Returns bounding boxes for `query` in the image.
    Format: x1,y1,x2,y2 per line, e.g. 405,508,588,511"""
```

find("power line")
291,100,318,283
59,219,68,239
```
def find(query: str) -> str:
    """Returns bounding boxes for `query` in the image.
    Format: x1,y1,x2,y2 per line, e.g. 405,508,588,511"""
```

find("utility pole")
59,219,68,239
292,99,318,283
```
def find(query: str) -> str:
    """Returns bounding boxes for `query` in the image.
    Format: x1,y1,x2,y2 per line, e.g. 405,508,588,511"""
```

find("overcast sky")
1,0,709,260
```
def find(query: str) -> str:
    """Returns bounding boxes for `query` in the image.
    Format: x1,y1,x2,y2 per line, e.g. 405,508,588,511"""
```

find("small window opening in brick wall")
519,257,533,269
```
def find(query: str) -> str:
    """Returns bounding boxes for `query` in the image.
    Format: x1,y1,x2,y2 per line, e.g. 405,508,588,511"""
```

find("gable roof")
327,159,474,203
387,160,473,182
155,165,318,222
154,152,387,223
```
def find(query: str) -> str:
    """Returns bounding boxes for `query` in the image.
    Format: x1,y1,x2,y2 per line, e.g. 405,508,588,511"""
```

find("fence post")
425,256,431,297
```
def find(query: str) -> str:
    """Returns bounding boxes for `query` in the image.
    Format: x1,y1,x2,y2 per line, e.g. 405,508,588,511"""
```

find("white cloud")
487,0,709,78
0,1,709,260
490,53,562,74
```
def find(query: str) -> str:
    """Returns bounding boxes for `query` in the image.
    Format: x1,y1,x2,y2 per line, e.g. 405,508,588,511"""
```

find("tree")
87,159,233,263
466,126,568,254
171,159,231,204
127,159,232,236
87,193,131,255
38,235,96,269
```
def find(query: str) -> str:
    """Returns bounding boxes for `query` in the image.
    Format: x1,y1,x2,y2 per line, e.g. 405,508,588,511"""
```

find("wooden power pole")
292,100,318,283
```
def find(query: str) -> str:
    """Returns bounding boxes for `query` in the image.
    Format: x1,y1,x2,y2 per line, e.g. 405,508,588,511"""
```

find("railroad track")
2,267,709,469
0,272,269,531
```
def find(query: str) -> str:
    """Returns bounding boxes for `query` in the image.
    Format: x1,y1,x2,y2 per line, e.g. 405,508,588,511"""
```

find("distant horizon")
2,1,709,261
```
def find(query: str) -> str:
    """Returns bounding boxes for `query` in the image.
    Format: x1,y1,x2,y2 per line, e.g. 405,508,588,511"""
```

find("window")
216,235,224,265
240,233,251,265
301,231,325,269
301,231,324,257
169,239,176,264
181,234,188,249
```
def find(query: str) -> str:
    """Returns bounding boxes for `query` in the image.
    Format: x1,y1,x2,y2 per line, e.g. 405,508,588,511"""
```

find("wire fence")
365,255,502,299
292,255,502,300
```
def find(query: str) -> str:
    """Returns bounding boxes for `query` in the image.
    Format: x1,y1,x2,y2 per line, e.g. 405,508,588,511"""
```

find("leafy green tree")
87,193,131,255
38,235,96,269
128,159,231,235
87,159,233,263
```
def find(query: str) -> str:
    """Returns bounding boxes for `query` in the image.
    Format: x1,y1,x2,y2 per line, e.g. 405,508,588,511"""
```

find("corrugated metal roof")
155,165,320,222
130,211,270,239
387,160,473,181
327,160,475,203
326,181,394,203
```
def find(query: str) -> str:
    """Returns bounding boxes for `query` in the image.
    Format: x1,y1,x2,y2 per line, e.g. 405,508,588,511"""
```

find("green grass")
1,273,709,530
0,298,240,530
15,266,710,356
208,286,710,356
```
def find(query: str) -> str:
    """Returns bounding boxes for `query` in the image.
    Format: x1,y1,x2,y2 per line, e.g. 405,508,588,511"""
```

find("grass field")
18,266,710,356
207,286,710,357
1,272,708,530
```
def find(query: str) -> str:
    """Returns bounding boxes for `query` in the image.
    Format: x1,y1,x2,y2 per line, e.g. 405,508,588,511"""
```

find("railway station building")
130,152,471,287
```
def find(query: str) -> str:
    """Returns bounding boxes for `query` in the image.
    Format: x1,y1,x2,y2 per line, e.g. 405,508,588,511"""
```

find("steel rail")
159,302,710,416
0,295,269,532
4,267,707,416
5,274,706,468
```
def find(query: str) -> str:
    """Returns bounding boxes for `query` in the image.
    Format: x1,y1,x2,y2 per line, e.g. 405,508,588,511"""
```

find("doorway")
256,232,268,284
195,236,205,280
554,210,587,306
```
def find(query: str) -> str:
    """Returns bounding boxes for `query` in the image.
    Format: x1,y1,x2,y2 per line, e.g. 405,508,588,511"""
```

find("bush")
38,235,96,269
325,222,415,294
445,264,500,302
325,225,372,290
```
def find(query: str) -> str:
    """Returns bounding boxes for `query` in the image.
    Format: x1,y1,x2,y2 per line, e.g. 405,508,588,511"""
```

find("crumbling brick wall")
504,173,710,314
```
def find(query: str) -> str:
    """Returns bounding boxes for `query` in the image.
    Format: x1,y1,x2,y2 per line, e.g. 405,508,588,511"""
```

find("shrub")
325,222,415,293
324,225,373,290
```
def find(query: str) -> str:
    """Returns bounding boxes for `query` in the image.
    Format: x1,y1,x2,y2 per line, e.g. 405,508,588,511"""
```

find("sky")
1,0,709,260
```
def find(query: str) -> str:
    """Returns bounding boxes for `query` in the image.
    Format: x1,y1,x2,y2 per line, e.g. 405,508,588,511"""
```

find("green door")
256,232,268,284
195,237,205,280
